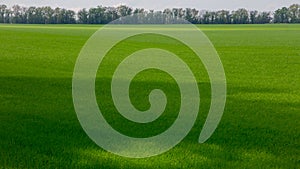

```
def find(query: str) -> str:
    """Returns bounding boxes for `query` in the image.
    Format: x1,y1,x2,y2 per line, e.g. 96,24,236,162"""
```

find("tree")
117,5,132,17
53,7,61,24
34,7,45,24
256,12,271,24
26,7,35,23
104,7,119,24
184,8,199,24
11,5,22,23
163,8,172,16
66,10,76,24
232,8,249,24
288,4,300,23
78,8,88,24
1,3,300,24
178,8,185,19
0,4,7,23
133,8,144,15
250,10,258,24
43,6,54,24
209,11,217,24
274,7,290,23
162,8,170,22
216,10,231,24
201,11,211,24
88,6,106,24
185,8,193,23
4,8,11,23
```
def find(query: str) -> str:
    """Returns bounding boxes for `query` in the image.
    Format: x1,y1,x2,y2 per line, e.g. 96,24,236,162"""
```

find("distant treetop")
0,4,299,24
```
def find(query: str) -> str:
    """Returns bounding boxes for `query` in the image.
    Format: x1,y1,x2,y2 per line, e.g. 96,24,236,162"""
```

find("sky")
1,0,299,12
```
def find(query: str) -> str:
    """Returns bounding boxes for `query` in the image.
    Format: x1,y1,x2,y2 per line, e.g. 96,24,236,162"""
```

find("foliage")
0,4,299,24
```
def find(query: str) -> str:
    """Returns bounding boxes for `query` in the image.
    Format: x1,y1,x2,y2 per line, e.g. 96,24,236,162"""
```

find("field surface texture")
0,24,299,168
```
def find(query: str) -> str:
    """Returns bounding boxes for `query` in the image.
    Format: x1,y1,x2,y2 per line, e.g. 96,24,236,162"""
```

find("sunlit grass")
0,24,299,168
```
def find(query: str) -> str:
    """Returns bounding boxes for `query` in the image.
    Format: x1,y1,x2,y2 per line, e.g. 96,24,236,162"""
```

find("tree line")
0,4,299,24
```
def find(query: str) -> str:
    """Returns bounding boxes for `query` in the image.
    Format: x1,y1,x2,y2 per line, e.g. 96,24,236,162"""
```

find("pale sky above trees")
1,0,299,11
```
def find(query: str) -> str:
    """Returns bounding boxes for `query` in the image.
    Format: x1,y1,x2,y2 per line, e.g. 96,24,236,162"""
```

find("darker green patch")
1,25,299,169
96,33,210,137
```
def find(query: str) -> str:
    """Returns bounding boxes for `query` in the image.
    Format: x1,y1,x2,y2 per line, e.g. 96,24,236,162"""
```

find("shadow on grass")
0,76,299,168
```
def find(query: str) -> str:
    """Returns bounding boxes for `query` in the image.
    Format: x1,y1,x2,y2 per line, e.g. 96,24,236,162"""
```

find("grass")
0,24,299,168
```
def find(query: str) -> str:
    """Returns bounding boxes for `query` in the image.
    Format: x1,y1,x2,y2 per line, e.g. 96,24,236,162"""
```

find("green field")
0,24,299,168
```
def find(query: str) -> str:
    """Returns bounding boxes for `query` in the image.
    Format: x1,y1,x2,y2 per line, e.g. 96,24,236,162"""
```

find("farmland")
0,24,299,168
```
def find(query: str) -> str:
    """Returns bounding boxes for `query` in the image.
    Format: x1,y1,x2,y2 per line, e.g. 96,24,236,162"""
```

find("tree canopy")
0,4,299,24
